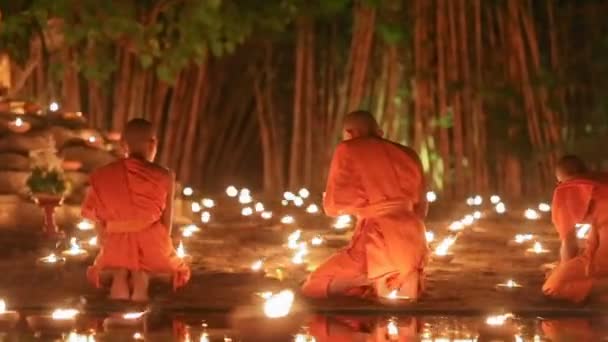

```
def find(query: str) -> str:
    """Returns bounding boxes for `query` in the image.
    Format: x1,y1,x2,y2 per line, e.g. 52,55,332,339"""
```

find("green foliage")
26,167,69,195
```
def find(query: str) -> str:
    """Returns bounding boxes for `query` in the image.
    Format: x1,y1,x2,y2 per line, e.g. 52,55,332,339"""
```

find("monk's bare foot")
131,271,150,302
110,269,130,300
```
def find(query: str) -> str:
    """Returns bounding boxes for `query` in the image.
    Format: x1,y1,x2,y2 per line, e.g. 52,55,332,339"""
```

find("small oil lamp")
8,117,31,133
183,187,194,197
61,237,89,261
280,215,295,225
0,299,20,329
496,279,523,292
298,188,310,199
27,308,79,331
305,204,319,214
526,241,549,255
37,252,66,267
426,191,437,203
226,186,238,197
202,198,215,208
263,290,294,318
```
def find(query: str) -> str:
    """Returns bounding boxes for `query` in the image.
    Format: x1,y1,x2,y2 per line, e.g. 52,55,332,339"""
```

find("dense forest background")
1,0,607,198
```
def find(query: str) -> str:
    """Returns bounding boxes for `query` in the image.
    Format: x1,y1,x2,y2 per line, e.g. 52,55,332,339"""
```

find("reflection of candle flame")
486,313,513,326
306,204,319,214
263,290,294,318
387,318,399,336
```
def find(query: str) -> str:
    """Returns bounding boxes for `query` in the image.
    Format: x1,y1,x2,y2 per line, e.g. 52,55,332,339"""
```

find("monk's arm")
161,171,176,235
402,145,428,219
323,144,366,217
560,229,579,262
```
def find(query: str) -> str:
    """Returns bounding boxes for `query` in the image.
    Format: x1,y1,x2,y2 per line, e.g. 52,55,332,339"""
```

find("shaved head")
342,110,382,140
556,155,588,182
122,118,157,161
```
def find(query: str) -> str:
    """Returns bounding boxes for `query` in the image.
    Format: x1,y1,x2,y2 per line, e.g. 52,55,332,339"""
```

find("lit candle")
291,243,308,265
280,215,295,225
473,211,482,220
495,202,506,214
254,202,265,212
333,215,352,230
261,211,273,220
496,279,523,291
305,204,319,214
38,252,66,266
27,308,79,331
103,311,147,329
287,230,302,249
238,192,252,204
448,221,465,232
524,209,540,220
298,188,310,199
538,203,551,212
426,191,437,203
87,135,97,144
283,192,295,201
201,211,211,223
293,197,304,207
513,234,533,244
241,207,253,216
425,231,435,243
466,197,475,206
311,235,323,246
84,236,98,250
191,202,202,213
462,215,475,226
281,200,288,206
526,241,548,255
182,224,200,237
133,332,144,340
176,240,191,261
49,102,60,112
183,187,194,197
226,186,238,197
202,198,215,208
8,117,30,133
0,299,20,329
434,236,456,261
490,195,501,204
77,219,94,231
263,290,294,318
61,238,89,260
251,259,264,272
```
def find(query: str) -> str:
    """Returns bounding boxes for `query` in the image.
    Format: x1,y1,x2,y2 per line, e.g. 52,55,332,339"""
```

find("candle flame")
426,191,437,203
293,197,304,207
263,290,294,318
176,241,187,258
576,223,591,239
49,102,59,112
462,215,475,226
12,117,23,127
51,308,79,320
435,236,457,256
201,211,211,223
425,231,435,243
88,236,98,247
524,209,540,220
65,238,86,255
528,241,547,254
238,193,252,204
298,188,310,199
333,215,352,230
201,198,215,208
281,215,295,224
490,195,501,204
0,299,5,313
261,211,273,220
448,221,465,232
226,186,238,197
183,187,194,197
133,332,144,340
486,313,513,326
251,259,263,272
191,202,202,213
495,202,506,214
514,234,533,244
241,207,253,216
306,204,319,214
311,235,323,246
386,290,398,300
255,202,265,212
473,211,482,219
77,219,94,231
538,203,551,212
123,312,145,320
42,253,59,263
287,230,302,249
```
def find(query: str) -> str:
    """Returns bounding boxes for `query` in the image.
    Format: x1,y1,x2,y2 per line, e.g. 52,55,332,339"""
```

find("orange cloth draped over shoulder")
301,137,428,299
543,175,608,303
82,158,190,290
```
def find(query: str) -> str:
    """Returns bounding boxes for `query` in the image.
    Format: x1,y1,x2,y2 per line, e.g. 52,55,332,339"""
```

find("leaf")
140,54,154,68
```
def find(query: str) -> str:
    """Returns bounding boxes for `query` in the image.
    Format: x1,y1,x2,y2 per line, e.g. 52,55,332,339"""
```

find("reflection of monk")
83,118,190,301
301,110,428,301
543,155,608,303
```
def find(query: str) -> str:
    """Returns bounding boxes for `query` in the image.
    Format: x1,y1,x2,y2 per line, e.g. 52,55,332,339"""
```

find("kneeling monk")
543,155,608,303
301,110,428,301
83,118,190,301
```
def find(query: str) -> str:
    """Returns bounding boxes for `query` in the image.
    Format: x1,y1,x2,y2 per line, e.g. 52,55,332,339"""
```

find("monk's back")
89,158,170,222
342,137,422,205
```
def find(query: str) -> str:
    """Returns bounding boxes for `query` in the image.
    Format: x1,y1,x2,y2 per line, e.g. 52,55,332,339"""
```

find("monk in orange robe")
301,110,428,301
543,155,608,303
82,118,190,301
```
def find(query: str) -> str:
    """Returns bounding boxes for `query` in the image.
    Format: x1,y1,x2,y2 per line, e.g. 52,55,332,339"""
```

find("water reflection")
0,313,607,341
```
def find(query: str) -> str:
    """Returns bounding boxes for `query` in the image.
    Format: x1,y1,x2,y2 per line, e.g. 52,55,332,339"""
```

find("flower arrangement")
25,138,70,196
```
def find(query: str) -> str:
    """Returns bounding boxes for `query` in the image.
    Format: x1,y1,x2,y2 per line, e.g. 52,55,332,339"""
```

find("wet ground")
0,191,606,340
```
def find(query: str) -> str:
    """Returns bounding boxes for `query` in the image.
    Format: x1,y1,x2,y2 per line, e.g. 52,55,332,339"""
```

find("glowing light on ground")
201,211,211,223
183,187,193,197
490,195,501,204
281,215,295,224
201,198,215,208
524,208,540,220
77,219,94,231
538,203,551,212
495,202,506,214
261,211,273,220
387,318,399,337
333,215,352,230
226,186,238,197
191,202,202,213
306,204,319,214
263,290,294,318
298,188,310,199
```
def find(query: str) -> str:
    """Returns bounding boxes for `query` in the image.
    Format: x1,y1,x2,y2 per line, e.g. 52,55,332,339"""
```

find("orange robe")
82,158,190,290
301,137,428,299
543,176,608,303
